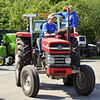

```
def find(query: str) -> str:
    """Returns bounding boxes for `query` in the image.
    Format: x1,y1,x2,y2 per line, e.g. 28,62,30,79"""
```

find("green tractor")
0,32,16,65
27,20,47,47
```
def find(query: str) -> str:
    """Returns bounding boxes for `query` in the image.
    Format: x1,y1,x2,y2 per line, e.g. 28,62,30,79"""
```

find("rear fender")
16,32,33,64
64,33,79,40
16,32,31,37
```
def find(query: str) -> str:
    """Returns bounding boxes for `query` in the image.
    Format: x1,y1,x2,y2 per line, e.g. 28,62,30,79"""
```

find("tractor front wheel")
73,65,95,96
20,65,40,97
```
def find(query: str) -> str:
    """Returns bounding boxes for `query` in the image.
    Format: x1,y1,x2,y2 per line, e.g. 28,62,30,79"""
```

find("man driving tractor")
37,14,57,58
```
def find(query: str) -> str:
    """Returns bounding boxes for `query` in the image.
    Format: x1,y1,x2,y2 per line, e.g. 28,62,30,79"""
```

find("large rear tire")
21,65,40,97
63,75,73,86
73,65,95,96
70,37,80,67
63,37,80,86
15,37,31,87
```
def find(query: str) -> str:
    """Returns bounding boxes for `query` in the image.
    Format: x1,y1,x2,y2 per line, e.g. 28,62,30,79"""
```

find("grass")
80,56,100,59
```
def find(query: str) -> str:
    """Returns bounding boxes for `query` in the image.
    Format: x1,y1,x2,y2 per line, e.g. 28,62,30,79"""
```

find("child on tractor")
52,5,78,39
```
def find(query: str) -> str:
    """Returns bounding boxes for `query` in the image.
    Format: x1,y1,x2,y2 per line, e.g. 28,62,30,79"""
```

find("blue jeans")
37,38,43,55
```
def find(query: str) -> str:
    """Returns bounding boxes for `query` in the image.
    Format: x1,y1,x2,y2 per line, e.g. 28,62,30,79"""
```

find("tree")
0,0,99,42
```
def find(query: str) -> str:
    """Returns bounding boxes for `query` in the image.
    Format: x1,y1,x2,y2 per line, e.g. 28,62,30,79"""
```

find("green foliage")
0,0,100,42
75,0,100,42
81,56,100,59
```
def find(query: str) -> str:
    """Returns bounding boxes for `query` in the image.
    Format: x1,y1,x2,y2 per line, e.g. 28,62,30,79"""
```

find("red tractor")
15,12,95,97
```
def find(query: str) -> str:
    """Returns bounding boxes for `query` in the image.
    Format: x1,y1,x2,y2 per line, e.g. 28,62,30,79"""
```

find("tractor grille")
50,43,70,51
47,53,70,68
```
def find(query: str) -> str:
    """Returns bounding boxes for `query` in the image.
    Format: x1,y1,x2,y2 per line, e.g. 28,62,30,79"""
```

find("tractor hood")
42,37,71,54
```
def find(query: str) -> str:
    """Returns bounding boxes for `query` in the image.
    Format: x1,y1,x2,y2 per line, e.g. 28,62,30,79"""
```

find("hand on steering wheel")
51,33,57,36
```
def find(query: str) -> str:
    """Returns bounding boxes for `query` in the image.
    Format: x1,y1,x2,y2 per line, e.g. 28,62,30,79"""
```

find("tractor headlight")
48,57,55,64
65,57,71,64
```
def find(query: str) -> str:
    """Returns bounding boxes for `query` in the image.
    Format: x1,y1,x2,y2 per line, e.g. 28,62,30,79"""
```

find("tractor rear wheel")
15,37,31,87
63,75,73,86
73,65,95,96
63,37,80,86
21,65,40,97
70,37,80,67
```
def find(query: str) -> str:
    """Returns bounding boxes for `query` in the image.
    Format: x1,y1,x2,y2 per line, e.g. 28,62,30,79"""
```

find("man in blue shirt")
37,14,57,56
52,5,78,39
40,14,57,38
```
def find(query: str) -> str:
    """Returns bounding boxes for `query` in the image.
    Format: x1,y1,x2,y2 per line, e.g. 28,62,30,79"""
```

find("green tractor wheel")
7,56,14,65
0,57,5,66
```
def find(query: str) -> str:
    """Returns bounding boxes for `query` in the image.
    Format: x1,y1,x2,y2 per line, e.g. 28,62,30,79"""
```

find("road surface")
0,59,100,100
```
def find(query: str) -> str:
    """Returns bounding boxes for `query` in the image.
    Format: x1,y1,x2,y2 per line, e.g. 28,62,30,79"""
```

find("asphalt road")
0,59,100,100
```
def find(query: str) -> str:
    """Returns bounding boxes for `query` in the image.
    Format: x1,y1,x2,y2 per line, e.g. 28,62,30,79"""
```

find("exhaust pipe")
67,7,70,42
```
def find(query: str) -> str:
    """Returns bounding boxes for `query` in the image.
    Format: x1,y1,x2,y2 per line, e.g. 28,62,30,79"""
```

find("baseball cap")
48,14,55,19
63,6,68,10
